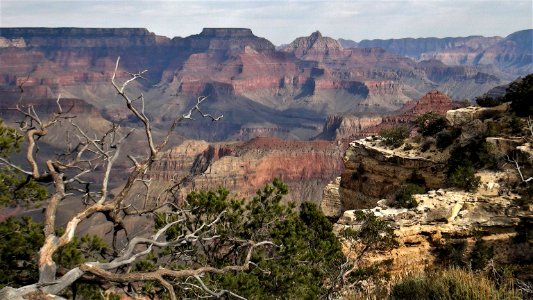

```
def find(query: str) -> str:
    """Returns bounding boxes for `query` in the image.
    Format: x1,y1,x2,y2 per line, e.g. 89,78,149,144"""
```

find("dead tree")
0,58,274,299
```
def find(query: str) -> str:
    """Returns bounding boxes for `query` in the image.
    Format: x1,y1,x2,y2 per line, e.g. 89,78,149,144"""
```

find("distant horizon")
1,1,532,45
1,26,531,45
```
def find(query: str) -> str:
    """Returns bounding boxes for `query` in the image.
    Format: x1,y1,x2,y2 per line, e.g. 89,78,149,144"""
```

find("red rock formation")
319,90,461,140
0,28,510,141
282,31,343,59
148,137,348,204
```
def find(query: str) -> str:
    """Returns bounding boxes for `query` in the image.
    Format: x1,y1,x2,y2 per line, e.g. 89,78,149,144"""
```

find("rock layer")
148,137,348,205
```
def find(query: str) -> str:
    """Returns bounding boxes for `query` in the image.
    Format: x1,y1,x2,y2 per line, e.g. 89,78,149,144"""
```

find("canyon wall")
148,137,347,205
0,27,517,141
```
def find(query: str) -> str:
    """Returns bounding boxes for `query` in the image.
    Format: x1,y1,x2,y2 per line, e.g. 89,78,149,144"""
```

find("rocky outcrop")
318,114,382,140
335,138,447,215
149,137,347,205
336,181,532,274
282,31,343,59
445,103,508,126
325,100,533,275
321,177,342,218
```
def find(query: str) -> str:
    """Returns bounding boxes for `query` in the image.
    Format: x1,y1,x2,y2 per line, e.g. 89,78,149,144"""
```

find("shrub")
475,95,503,107
447,163,481,192
434,239,468,267
446,139,499,192
416,112,448,137
394,183,425,209
391,268,521,300
436,128,461,149
380,126,409,148
470,237,494,271
509,115,525,135
505,74,533,117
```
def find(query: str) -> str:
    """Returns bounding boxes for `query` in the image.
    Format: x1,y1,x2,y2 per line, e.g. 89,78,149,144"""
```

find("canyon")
0,26,531,210
1,27,530,143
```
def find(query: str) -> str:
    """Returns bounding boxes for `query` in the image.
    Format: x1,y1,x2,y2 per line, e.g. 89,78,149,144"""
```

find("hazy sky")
1,0,532,45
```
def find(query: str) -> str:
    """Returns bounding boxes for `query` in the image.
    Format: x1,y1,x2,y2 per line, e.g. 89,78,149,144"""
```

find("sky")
1,0,532,45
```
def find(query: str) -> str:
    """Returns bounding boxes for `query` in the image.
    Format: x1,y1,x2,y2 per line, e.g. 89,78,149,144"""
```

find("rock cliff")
323,103,533,276
319,90,460,140
282,31,343,59
336,183,532,275
148,137,348,205
345,30,532,78
336,138,447,213
0,27,522,142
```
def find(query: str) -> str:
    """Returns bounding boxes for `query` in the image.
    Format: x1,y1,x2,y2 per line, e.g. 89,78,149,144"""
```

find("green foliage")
505,74,533,117
393,170,427,209
436,128,461,149
446,140,499,192
475,95,503,107
0,119,23,158
406,169,427,187
342,211,398,253
394,183,425,209
391,267,521,300
351,163,366,181
154,179,344,299
0,217,44,288
416,112,448,137
509,115,525,135
380,126,409,148
513,218,533,244
0,170,48,206
0,119,47,206
54,233,109,269
0,216,109,294
447,164,481,192
434,239,468,268
470,237,494,271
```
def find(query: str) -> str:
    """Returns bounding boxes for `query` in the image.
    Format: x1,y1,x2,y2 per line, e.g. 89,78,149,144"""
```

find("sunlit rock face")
148,137,348,205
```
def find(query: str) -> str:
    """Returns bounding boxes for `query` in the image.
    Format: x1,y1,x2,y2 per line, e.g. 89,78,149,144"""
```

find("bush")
509,115,525,135
436,128,461,149
505,74,533,117
394,183,425,209
446,139,499,192
154,179,345,299
416,112,448,137
470,237,494,271
475,95,503,107
391,268,521,300
380,126,409,148
447,164,481,192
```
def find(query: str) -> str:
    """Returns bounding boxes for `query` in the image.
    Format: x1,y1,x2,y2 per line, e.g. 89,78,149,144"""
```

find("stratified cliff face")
0,27,522,142
317,114,382,140
148,137,347,205
354,35,502,59
476,29,533,75
323,104,533,275
0,27,170,47
338,138,447,211
282,31,343,59
346,30,532,78
318,90,460,140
